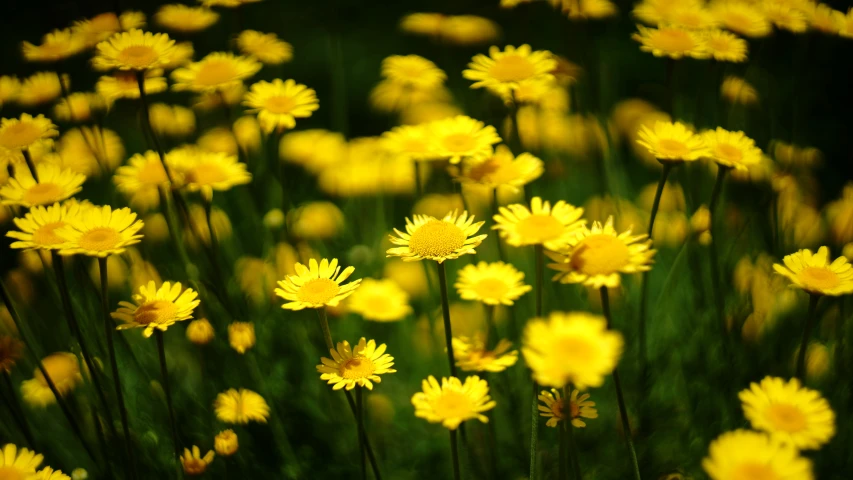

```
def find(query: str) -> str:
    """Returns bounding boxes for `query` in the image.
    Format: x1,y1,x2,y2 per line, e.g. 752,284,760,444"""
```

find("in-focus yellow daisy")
773,246,853,296
702,128,762,171
243,79,319,134
180,446,215,476
711,1,772,38
228,321,255,354
346,278,412,322
236,30,292,64
492,197,585,251
30,466,71,480
455,261,532,306
721,75,758,105
168,147,251,198
522,311,624,388
763,2,808,33
0,114,58,152
21,352,82,407
548,217,655,289
214,388,270,424
0,165,85,208
93,29,176,71
317,338,396,391
214,430,238,456
155,4,219,34
21,29,85,63
0,444,43,477
171,52,261,92
453,335,518,372
96,69,168,102
111,281,200,337
387,210,487,263
275,258,362,310
382,55,446,90
412,375,496,430
538,388,598,428
704,30,748,62
6,201,86,251
463,45,557,99
428,115,501,164
17,72,68,107
636,120,708,163
632,24,708,59
0,75,21,107
702,430,813,480
458,144,544,191
55,205,144,257
739,376,835,450
73,12,148,47
113,151,172,210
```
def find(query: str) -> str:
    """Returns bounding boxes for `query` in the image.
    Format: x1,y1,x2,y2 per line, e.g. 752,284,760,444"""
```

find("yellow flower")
826,184,853,244
721,75,759,105
836,7,853,38
763,2,808,33
228,322,255,354
711,2,772,38
439,15,501,46
704,30,748,62
236,30,293,64
463,45,557,99
702,128,762,171
73,12,148,47
636,120,708,163
400,102,462,125
665,3,719,29
53,93,106,123
399,13,444,36
180,446,215,476
0,113,58,152
21,29,85,63
96,70,167,102
214,430,238,456
275,258,362,310
387,210,487,263
56,205,144,257
171,52,261,92
186,318,215,345
455,261,531,306
632,24,708,59
288,201,344,240
538,388,598,428
383,260,428,299
317,337,396,391
17,72,68,107
233,116,261,153
0,165,85,208
197,127,238,155
773,246,853,296
346,278,412,322
155,5,219,34
412,375,496,430
702,430,813,480
805,4,843,34
149,103,196,138
492,197,584,250
279,129,346,173
428,115,501,164
557,0,619,21
21,352,82,407
0,335,24,373
739,376,835,450
113,151,171,210
30,466,71,480
93,29,176,71
522,311,624,388
0,444,43,477
0,76,21,107
6,201,86,251
214,388,270,424
243,79,319,134
168,147,251,198
368,79,451,114
453,335,518,372
381,55,446,90
458,144,544,191
160,42,195,70
633,0,696,25
111,280,199,337
381,124,436,162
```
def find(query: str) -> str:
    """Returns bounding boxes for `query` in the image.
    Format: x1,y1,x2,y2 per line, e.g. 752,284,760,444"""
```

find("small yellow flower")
463,45,557,99
721,75,758,105
214,430,238,456
228,321,255,354
73,12,148,48
384,260,429,299
703,30,748,62
155,4,219,34
538,388,598,428
288,201,344,240
180,446,215,476
492,197,585,251
96,70,168,102
236,30,293,64
112,281,200,337
368,79,452,113
17,72,67,107
21,29,85,63
455,261,532,306
275,258,362,310
665,3,719,29
458,144,544,191
412,375,496,430
186,319,215,345
6,201,86,251
399,13,444,36
233,116,261,153
346,278,413,322
93,29,176,71
0,444,44,477
53,93,106,123
763,2,808,33
214,388,270,424
387,210,487,263
169,147,251,199
381,124,436,162
200,0,261,6
149,103,196,138
453,335,518,372
702,128,762,171
0,335,24,373
243,79,319,134
632,24,708,59
636,120,708,163
702,430,813,480
21,352,82,407
317,338,396,391
381,55,446,90
56,205,144,257
558,0,619,21
279,129,347,173
0,75,21,107
711,2,772,38
439,15,502,46
0,113,58,152
171,52,261,92
0,165,86,208
113,151,172,210
773,246,853,296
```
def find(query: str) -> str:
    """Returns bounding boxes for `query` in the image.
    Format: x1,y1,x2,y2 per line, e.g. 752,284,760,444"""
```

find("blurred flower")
538,388,598,428
185,203,232,248
0,335,23,373
455,261,531,306
0,113,58,152
369,79,452,114
702,128,762,171
6,201,85,251
637,181,685,213
160,42,194,70
453,335,518,372
128,249,162,287
275,258,361,310
1,165,85,208
172,52,261,92
237,30,292,64
411,375,496,430
493,197,584,251
710,2,772,37
400,102,462,125
458,145,544,192
773,246,853,296
382,124,435,162
771,140,822,170
73,12,147,47
838,8,853,38
399,13,444,36
228,322,255,354
633,0,689,24
691,205,712,245
382,55,446,90
610,98,662,139
214,388,269,424
793,342,830,380
633,24,708,59
825,183,853,244
193,83,245,111
17,72,68,107
522,311,623,388
52,127,125,177
71,468,88,480
169,147,251,199
806,3,843,34
180,446,214,476
56,205,144,257
346,278,412,322
702,430,813,480
288,202,344,240
186,318,215,345
739,376,835,450
317,338,396,390
0,444,43,476
244,79,318,134
201,0,261,6
235,257,276,305
114,151,170,210
703,30,748,62
463,45,556,101
112,281,200,337
233,116,261,153
0,76,21,107
96,70,167,102
383,260,428,299
21,28,85,63
413,194,464,218
214,430,238,456
387,211,487,263
92,29,176,71
21,352,82,407
279,129,346,174
149,103,196,138
721,76,758,105
511,78,570,111
197,127,238,155
263,209,285,229
155,5,219,34
553,0,619,21
440,15,501,45
32,466,72,480
430,115,501,165
637,120,708,163
762,2,808,33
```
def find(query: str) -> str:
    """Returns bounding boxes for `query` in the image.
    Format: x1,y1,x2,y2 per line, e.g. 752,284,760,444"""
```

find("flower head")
112,281,200,337
73,12,147,47
0,165,86,208
721,75,758,105
155,5,219,34
703,430,813,480
180,446,214,476
187,319,215,345
0,444,43,477
214,430,238,456
31,466,72,480
113,151,172,210
168,147,251,199
0,114,58,152
463,45,557,100
773,246,853,296
236,30,293,64
453,335,519,372
243,79,319,134
0,76,21,107
632,24,708,59
492,197,585,251
96,70,167,102
214,388,269,424
21,352,82,407
704,30,748,62
53,92,107,123
317,338,396,391
346,278,412,322
387,210,487,263
458,145,544,191
56,205,144,257
17,72,67,107
6,201,86,251
381,124,436,162
428,115,501,164
171,52,261,92
636,120,708,163
711,2,772,38
538,388,598,428
275,258,362,310
702,128,762,170
228,322,255,354
382,55,446,90
93,29,176,71
455,261,532,306
22,29,85,63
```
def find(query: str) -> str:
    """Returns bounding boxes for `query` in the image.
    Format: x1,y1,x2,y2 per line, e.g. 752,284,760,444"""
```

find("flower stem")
600,287,641,480
1,371,36,448
155,330,181,466
436,261,458,378
97,257,136,478
414,161,423,198
530,244,545,480
356,387,367,480
21,148,39,182
558,418,567,480
564,391,582,480
708,166,730,339
491,189,507,262
647,162,673,238
316,308,334,351
449,428,462,480
135,71,174,183
796,294,820,381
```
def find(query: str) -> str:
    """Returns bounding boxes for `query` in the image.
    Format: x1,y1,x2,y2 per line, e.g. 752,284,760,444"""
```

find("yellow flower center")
0,121,43,149
707,37,733,54
187,164,228,186
716,143,743,164
489,54,536,83
798,266,840,291
77,227,122,252
340,356,376,379
441,133,476,153
263,95,296,114
23,183,64,206
137,160,169,186
32,221,67,246
472,278,510,302
731,462,779,480
570,234,631,276
650,29,696,53
656,138,691,159
555,336,598,365
569,400,580,418
118,45,159,69
134,300,179,325
766,402,807,433
515,214,564,244
408,220,466,258
550,399,565,418
297,278,340,305
0,466,25,480
434,391,474,419
195,60,240,87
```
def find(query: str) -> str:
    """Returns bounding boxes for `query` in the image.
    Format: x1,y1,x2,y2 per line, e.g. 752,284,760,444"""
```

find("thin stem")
156,330,182,465
436,262,458,377
565,393,582,480
600,287,641,480
558,417,567,480
647,163,673,237
98,257,136,478
316,308,334,351
530,244,544,480
708,166,730,338
449,428,462,480
135,71,174,183
356,387,366,480
796,295,820,381
2,371,36,448
22,148,39,182
484,305,498,348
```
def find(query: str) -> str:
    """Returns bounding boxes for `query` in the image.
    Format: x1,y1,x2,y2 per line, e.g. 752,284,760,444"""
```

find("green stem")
796,295,820,381
484,304,498,348
565,390,582,480
135,71,175,183
316,308,334,351
22,148,39,182
156,330,182,466
708,166,730,338
449,428,462,480
535,245,544,317
436,262,458,378
647,162,673,236
529,244,545,480
492,189,506,263
357,387,366,480
2,371,36,448
558,417,567,480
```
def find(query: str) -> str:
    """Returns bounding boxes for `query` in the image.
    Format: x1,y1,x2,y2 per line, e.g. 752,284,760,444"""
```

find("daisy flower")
6,201,86,251
458,145,544,191
0,165,85,208
702,430,813,480
73,12,148,47
427,116,501,164
243,79,319,134
0,444,43,477
155,4,219,34
113,151,173,210
30,466,71,480
411,375,497,430
180,446,215,475
721,75,759,106
632,24,709,59
0,336,24,373
228,322,255,354
236,30,293,64
275,258,362,310
92,29,176,71
168,147,251,199
387,210,487,263
111,281,200,337
96,70,167,102
455,261,532,306
0,113,58,152
317,337,396,390
463,45,556,99
214,430,238,456
171,52,261,92
452,335,519,372
636,120,708,163
702,128,762,171
381,124,436,162
21,29,85,63
0,76,21,107
773,246,853,296
214,388,270,424
711,1,772,38
381,55,446,90
492,197,585,251
538,388,598,428
21,352,82,407
704,30,748,62
55,205,144,257
17,72,67,107
346,278,412,322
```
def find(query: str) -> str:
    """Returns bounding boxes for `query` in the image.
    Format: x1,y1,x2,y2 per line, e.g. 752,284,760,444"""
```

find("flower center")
32,221,67,246
799,266,840,291
550,399,565,419
731,462,780,480
472,278,510,301
0,466,25,480
569,400,580,418
0,122,42,149
22,183,64,206
137,160,169,185
656,138,690,158
263,95,297,114
118,45,159,69
434,391,474,419
297,278,340,305
340,356,376,379
515,214,565,244
766,402,807,433
570,234,631,276
466,158,501,182
716,143,743,163
408,220,466,258
134,300,179,325
489,54,536,83
187,164,228,185
555,337,598,365
78,227,122,252
651,29,696,53
196,60,240,87
442,133,476,153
